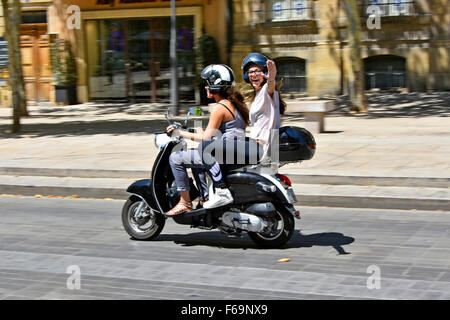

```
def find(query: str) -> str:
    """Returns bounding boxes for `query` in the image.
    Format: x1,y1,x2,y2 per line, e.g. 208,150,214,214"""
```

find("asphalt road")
0,195,449,301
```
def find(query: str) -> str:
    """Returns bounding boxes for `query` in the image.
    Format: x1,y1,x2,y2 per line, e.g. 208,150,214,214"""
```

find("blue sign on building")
0,39,9,67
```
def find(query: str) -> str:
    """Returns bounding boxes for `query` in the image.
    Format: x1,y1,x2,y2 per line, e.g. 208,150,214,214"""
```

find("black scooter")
121,109,315,248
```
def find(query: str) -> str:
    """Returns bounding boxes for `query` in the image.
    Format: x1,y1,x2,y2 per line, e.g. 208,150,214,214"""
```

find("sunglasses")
247,69,264,76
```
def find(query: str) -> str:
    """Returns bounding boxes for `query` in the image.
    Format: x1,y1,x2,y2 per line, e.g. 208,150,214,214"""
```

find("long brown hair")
278,91,287,115
219,88,250,125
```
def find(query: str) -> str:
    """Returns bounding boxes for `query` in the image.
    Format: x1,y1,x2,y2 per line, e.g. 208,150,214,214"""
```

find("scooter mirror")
184,110,192,127
165,109,171,125
190,106,204,116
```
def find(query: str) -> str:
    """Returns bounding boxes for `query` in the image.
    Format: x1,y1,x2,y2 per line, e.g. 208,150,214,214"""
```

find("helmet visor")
201,64,234,87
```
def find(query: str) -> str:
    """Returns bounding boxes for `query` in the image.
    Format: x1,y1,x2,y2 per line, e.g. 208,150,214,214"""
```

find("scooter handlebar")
166,122,182,137
165,123,195,137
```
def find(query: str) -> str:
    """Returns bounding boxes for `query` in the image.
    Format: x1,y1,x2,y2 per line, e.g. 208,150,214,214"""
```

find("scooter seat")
223,163,248,170
214,138,262,172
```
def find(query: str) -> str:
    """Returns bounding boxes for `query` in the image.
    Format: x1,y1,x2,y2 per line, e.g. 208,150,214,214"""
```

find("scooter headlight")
154,133,171,149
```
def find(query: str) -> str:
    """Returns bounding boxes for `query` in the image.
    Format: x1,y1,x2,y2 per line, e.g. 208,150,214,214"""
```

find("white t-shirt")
249,83,280,162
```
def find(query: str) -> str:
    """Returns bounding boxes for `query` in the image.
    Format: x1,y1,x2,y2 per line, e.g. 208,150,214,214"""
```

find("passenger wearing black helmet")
166,64,250,215
242,53,286,163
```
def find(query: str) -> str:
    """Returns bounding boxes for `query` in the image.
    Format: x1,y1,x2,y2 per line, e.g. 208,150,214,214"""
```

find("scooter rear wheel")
248,208,294,248
122,197,165,240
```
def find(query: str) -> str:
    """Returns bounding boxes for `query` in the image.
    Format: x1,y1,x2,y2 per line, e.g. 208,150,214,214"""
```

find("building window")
250,0,265,24
364,0,414,17
364,55,406,90
21,11,47,24
86,16,195,101
270,0,313,22
275,57,306,93
249,0,314,23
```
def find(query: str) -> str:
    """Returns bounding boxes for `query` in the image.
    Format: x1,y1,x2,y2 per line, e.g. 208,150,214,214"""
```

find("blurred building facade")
231,0,450,97
1,0,449,106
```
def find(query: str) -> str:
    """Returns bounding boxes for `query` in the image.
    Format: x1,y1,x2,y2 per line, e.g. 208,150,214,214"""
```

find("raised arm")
264,59,277,98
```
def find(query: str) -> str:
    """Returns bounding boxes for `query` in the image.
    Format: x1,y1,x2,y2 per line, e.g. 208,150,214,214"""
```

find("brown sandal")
166,201,192,216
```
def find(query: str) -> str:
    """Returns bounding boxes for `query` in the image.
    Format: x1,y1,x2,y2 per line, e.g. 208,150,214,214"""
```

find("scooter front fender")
126,179,158,211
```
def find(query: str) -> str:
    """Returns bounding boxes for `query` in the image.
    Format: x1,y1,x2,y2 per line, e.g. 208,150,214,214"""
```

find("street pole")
170,0,179,115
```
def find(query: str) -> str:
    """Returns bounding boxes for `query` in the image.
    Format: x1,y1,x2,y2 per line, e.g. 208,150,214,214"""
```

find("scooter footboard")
127,178,200,214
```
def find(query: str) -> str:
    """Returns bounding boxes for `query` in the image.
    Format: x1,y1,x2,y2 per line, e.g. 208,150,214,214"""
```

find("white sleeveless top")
249,83,281,162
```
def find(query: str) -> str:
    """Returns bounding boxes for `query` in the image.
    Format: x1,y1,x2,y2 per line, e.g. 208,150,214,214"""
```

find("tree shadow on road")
0,118,209,138
1,102,194,120
330,92,450,118
2,92,448,138
152,230,355,254
0,103,205,138
0,119,171,138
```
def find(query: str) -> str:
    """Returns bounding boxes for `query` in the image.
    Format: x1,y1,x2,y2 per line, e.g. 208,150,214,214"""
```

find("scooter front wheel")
122,197,165,240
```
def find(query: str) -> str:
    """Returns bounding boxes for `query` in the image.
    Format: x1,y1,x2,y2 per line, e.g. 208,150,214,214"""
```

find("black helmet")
241,53,270,83
201,64,235,94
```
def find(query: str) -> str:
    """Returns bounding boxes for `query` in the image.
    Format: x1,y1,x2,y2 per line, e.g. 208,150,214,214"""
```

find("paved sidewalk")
0,92,449,210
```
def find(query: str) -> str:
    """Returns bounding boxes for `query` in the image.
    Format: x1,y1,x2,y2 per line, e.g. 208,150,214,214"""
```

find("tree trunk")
1,0,28,133
169,0,178,115
343,0,368,113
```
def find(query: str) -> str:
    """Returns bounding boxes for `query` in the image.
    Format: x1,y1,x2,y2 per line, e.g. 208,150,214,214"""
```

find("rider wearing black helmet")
166,64,249,215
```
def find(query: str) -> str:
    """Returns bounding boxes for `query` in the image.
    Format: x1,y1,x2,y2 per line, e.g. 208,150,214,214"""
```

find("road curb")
287,174,449,188
0,167,149,179
0,184,128,200
1,184,448,211
296,194,449,211
1,167,448,188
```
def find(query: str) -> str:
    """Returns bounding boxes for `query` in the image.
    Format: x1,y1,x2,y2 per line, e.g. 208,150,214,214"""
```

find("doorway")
20,24,52,104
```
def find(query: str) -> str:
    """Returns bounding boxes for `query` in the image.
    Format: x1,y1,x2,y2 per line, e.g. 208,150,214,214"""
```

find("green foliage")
50,39,77,85
197,33,220,68
195,33,220,104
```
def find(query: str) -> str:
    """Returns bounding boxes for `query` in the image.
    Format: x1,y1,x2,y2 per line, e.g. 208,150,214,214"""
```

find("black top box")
277,126,316,163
